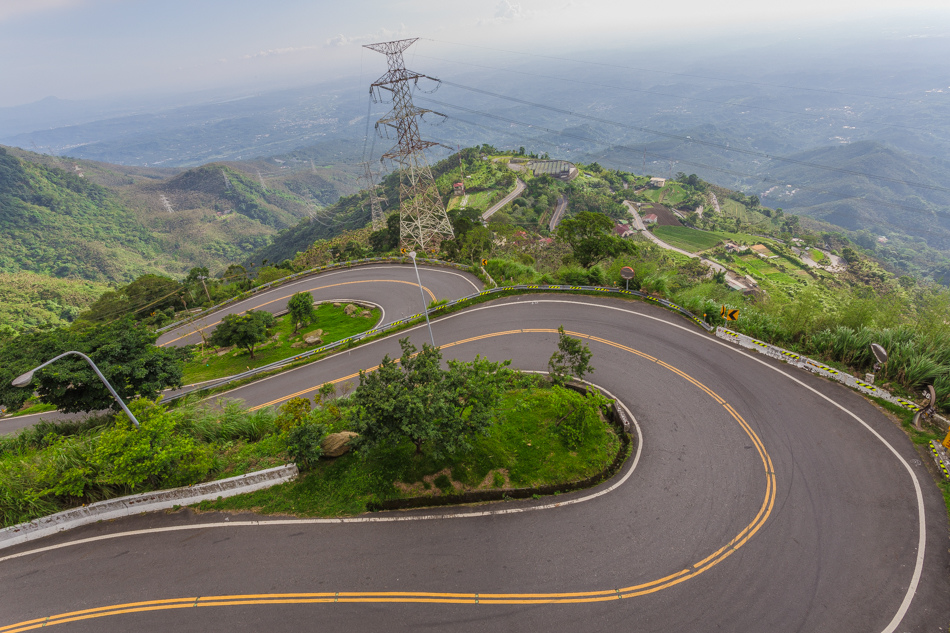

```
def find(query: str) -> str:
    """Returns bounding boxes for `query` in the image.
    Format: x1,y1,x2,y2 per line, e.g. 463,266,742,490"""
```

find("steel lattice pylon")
364,38,453,252
360,161,387,231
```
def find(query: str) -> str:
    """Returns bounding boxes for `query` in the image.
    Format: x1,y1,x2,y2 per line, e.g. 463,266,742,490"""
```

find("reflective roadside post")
408,251,436,348
868,343,888,385
11,351,141,428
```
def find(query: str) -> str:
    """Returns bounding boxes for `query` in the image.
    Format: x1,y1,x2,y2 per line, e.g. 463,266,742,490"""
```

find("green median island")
202,332,623,517
182,301,381,384
0,329,625,528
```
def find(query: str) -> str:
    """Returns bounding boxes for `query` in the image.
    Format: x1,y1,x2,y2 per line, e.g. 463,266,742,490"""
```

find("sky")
1,0,949,108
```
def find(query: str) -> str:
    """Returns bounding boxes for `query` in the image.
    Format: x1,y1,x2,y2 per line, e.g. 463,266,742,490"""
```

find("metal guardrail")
164,283,712,403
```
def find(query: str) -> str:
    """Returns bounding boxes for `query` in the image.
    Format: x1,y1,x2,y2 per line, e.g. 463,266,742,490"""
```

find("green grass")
720,198,748,219
653,226,726,252
810,249,826,262
202,387,621,517
10,402,58,417
463,190,497,211
659,183,689,206
183,303,380,384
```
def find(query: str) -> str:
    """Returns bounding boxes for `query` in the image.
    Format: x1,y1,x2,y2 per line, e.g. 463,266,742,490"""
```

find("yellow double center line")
2,329,776,630
159,280,435,347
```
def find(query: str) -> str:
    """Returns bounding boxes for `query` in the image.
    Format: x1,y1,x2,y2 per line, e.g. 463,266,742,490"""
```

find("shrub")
550,386,607,449
276,397,312,432
285,421,327,470
92,399,213,491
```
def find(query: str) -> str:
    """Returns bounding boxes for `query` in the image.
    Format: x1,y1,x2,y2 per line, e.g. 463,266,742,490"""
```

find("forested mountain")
0,146,163,280
0,146,329,282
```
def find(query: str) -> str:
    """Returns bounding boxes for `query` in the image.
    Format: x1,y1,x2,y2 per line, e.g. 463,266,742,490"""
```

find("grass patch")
653,226,726,252
183,303,380,384
201,387,621,517
10,402,58,417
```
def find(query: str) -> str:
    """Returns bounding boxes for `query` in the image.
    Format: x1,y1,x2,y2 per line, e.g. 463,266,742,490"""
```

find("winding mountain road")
2,267,948,632
0,265,482,435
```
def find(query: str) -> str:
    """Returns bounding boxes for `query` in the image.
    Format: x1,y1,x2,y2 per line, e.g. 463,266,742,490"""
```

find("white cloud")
325,25,410,48
495,0,526,20
477,0,530,25
241,46,319,60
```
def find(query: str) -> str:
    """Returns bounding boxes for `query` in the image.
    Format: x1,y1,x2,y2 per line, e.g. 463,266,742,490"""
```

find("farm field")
653,226,727,252
642,182,689,207
447,190,497,212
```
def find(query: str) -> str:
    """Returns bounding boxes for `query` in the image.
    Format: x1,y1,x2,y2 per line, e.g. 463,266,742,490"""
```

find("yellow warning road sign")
481,258,488,266
400,248,407,254
720,306,739,321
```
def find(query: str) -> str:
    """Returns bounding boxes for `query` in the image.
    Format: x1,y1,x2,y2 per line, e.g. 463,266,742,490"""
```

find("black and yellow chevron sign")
721,306,739,321
481,258,488,266
400,248,407,254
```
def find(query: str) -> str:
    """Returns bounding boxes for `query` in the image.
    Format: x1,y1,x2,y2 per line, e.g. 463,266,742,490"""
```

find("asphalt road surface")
2,276,948,632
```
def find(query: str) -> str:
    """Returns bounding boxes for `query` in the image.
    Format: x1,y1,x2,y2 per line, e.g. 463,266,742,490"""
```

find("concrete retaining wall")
0,464,298,550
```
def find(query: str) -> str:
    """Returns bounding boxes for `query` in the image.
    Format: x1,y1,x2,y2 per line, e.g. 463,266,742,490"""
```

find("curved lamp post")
407,251,436,348
12,351,141,428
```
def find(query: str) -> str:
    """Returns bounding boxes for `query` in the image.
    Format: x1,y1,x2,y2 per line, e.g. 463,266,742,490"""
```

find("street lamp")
11,351,141,428
408,251,436,348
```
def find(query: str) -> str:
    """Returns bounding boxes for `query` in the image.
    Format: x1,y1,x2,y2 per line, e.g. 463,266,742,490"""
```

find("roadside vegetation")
1,330,620,527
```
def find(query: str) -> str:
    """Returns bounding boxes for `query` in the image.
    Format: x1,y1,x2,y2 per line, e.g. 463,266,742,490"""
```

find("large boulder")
344,304,359,316
321,431,359,458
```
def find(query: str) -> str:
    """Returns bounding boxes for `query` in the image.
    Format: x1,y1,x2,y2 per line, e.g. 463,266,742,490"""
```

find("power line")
419,96,950,221
414,52,946,138
424,38,928,104
437,80,950,195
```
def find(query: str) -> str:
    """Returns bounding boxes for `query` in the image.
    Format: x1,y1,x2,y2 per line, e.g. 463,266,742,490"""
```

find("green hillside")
0,272,109,337
0,148,322,282
0,146,164,281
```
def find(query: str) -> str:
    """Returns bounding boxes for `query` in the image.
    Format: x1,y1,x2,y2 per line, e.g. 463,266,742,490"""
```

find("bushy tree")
369,213,401,253
287,291,315,333
351,338,512,456
548,326,594,386
0,317,189,413
556,211,636,268
82,274,184,322
209,310,276,358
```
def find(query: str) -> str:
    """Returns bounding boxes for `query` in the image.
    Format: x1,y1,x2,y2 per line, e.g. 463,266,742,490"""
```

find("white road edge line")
0,386,641,564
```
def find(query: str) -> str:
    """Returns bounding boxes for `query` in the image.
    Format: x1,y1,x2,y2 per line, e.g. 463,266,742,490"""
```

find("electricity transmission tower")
365,38,453,252
360,161,387,231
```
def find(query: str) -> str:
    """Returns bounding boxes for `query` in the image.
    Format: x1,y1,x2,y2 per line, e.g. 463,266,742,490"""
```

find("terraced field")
653,226,727,252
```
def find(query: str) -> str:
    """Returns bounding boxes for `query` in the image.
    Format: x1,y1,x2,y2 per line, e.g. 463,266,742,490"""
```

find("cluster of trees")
0,317,189,414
